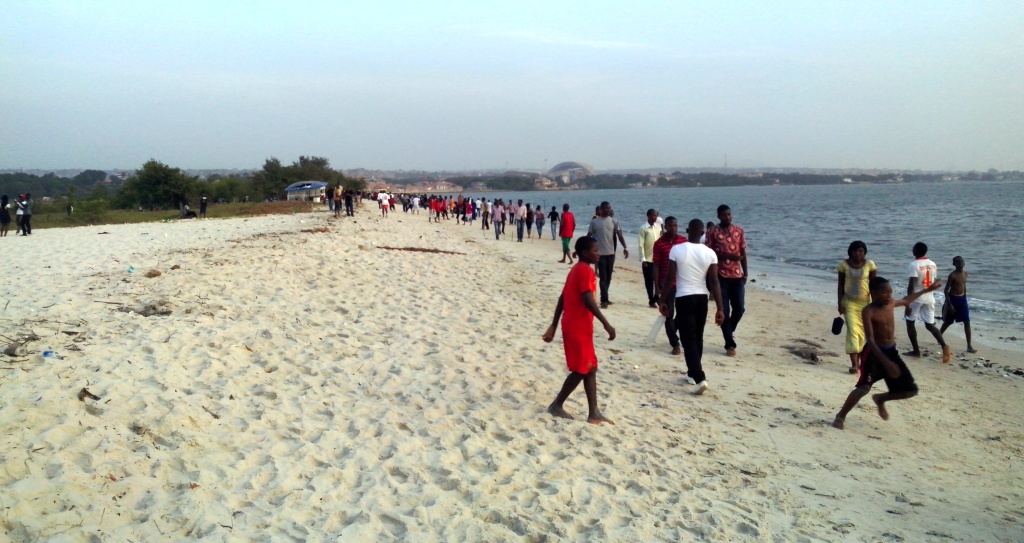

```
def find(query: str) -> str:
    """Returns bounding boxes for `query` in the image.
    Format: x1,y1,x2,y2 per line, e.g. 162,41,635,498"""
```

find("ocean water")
466,181,1024,339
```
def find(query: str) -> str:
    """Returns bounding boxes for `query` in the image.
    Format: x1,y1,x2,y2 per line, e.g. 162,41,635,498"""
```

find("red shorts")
562,330,597,374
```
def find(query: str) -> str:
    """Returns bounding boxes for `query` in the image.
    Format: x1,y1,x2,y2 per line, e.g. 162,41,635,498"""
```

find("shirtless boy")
542,236,615,425
832,276,942,430
940,256,975,353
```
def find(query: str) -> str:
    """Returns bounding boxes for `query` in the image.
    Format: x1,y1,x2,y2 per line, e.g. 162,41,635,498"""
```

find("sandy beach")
1,205,1022,542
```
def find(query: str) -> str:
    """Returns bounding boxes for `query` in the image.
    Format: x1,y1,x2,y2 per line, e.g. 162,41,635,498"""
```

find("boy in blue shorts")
940,256,975,353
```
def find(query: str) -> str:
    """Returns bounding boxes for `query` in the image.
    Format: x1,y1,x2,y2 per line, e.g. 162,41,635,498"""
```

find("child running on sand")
542,236,615,424
940,256,975,353
833,276,942,430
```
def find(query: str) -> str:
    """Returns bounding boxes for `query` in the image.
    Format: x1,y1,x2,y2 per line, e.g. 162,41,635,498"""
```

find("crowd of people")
0,193,33,236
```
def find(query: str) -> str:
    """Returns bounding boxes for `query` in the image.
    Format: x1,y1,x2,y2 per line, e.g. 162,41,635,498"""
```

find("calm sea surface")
465,181,1024,337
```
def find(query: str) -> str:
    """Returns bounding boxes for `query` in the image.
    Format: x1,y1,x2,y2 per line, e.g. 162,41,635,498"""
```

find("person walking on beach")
837,241,878,373
344,190,355,217
0,195,10,237
639,208,663,308
832,276,942,430
199,194,209,218
659,219,724,395
492,200,504,240
14,195,25,235
19,194,32,235
704,205,747,356
587,202,629,308
558,204,575,265
525,204,535,239
940,256,976,353
515,200,527,242
534,205,546,240
904,242,952,363
652,217,687,355
481,199,490,230
548,206,559,240
542,236,615,425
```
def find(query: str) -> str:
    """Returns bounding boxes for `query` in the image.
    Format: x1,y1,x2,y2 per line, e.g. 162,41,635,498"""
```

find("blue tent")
284,181,328,201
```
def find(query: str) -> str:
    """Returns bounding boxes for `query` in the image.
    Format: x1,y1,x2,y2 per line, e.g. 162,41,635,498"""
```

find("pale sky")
1,1,1021,171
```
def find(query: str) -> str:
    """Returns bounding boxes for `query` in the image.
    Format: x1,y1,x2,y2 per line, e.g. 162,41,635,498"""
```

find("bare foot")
848,367,858,374
671,346,682,356
547,404,574,420
942,345,952,364
967,347,978,353
832,416,845,430
587,411,614,425
902,350,922,358
872,394,889,421
726,348,737,357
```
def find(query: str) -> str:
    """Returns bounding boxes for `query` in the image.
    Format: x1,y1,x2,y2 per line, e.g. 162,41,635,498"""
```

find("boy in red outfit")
542,236,616,424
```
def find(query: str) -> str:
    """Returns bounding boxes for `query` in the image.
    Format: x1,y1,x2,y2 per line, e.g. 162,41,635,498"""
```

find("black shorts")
856,346,918,393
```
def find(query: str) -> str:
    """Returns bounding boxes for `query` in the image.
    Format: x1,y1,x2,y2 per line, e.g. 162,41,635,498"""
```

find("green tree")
72,169,107,187
118,159,199,210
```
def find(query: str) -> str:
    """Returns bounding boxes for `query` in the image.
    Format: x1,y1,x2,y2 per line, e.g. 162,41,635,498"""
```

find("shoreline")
2,208,1021,541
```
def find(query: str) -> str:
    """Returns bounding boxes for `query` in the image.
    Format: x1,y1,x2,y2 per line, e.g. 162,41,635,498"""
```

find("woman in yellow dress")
837,241,877,373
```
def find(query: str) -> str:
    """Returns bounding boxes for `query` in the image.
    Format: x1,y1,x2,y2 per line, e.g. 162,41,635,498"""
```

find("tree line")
0,156,366,212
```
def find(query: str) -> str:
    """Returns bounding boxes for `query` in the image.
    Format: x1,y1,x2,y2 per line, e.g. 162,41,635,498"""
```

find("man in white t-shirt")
658,219,725,395
904,242,951,362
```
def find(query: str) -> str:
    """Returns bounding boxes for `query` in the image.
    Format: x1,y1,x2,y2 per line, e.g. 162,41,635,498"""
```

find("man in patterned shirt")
704,205,748,357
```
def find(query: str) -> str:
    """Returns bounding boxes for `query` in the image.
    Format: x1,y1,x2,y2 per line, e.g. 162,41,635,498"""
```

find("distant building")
547,161,594,183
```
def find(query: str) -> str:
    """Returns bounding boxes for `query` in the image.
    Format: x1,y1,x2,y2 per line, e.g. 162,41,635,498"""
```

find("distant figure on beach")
587,202,628,308
525,203,534,239
832,276,941,429
558,204,575,265
534,205,545,239
904,242,952,363
492,200,504,240
704,205,747,357
333,189,342,217
200,194,209,218
344,190,355,217
837,241,878,373
380,192,390,218
639,208,663,308
14,195,25,234
542,236,615,425
515,200,527,242
652,217,687,355
0,195,10,237
20,194,32,235
660,219,723,395
940,256,975,353
548,206,559,240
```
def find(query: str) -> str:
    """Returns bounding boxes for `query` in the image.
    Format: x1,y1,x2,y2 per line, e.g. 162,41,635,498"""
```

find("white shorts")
905,302,935,324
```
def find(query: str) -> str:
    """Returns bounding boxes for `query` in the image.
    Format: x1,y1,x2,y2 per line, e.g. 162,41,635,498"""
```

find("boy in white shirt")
658,219,725,395
904,242,951,363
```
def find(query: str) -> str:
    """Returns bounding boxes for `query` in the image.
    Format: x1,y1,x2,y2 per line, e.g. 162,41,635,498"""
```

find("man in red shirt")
652,217,687,355
704,205,748,357
558,203,576,265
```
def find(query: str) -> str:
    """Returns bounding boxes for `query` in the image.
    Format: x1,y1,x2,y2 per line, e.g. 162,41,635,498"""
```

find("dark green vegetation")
0,156,366,226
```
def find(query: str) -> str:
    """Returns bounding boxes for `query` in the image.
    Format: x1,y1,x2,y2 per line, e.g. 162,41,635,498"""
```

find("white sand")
1,207,1022,542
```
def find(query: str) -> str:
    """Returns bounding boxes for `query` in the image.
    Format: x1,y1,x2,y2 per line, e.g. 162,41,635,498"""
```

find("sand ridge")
0,208,1021,541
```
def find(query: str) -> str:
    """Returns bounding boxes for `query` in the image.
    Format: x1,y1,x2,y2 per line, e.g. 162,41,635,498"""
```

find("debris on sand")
78,388,101,401
145,269,162,278
117,300,173,317
378,246,466,255
783,339,840,365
